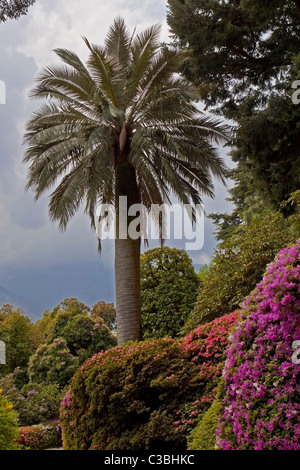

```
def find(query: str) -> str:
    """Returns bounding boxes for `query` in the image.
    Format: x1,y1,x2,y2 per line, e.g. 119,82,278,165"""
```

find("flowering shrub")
60,312,238,450
217,241,300,450
0,388,20,450
46,310,117,363
0,374,64,426
181,311,239,409
28,338,79,388
20,421,58,450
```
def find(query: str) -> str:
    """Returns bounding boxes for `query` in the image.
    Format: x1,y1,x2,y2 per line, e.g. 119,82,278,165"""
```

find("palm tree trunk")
114,161,141,345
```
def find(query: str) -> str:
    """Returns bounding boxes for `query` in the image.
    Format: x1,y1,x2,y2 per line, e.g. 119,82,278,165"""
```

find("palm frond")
24,17,229,242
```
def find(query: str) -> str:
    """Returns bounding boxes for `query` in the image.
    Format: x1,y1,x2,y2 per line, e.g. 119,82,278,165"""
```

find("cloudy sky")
0,0,233,318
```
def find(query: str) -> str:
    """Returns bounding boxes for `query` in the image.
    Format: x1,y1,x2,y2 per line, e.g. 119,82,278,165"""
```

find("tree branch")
0,0,36,23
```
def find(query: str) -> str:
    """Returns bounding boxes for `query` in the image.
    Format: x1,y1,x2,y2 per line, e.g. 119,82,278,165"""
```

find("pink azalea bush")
217,241,300,450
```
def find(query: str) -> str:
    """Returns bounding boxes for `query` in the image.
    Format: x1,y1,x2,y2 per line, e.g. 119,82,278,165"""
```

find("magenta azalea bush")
217,241,300,450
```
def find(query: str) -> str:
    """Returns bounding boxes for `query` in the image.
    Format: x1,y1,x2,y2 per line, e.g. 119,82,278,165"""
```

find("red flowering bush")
60,312,238,450
217,241,300,450
181,311,238,407
20,421,57,450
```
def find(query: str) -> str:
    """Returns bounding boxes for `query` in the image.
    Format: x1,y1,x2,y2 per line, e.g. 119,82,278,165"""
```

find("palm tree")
24,17,228,345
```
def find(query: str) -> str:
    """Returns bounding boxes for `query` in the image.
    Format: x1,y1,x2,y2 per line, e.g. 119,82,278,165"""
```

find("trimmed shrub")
60,312,238,450
141,247,199,339
217,241,300,450
20,421,58,450
0,389,20,450
188,400,219,450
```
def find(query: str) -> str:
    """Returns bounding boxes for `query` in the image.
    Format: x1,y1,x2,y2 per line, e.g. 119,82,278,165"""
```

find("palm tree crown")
24,17,228,344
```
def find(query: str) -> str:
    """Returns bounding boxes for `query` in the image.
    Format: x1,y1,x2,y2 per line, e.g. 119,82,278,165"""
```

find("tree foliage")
167,0,300,115
0,306,34,374
0,388,20,450
140,247,199,339
28,338,79,389
33,297,90,346
46,309,116,363
167,1,300,212
183,210,299,332
0,0,36,23
91,301,116,331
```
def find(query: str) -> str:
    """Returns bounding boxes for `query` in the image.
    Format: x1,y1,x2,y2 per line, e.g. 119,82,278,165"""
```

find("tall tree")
0,0,36,22
167,0,300,116
140,247,199,339
0,306,34,373
168,1,300,216
23,18,228,344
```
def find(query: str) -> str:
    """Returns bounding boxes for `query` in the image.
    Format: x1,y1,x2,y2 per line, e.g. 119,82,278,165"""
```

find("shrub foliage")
28,338,79,388
20,421,58,450
0,389,20,450
60,312,238,450
141,247,198,339
188,400,219,451
184,212,298,332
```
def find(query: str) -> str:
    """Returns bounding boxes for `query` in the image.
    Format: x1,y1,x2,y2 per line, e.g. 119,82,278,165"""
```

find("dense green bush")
141,247,199,339
47,310,116,363
0,374,63,425
19,383,63,426
28,338,79,388
0,306,34,374
61,339,198,451
217,241,300,450
184,211,298,332
91,301,116,331
60,312,238,450
33,297,116,365
188,400,219,450
0,389,20,450
33,298,91,346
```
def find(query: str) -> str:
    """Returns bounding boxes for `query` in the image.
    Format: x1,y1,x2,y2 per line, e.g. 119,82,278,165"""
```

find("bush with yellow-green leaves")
0,388,20,450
